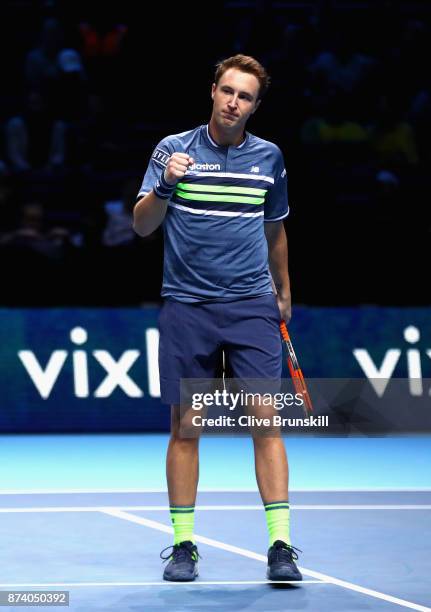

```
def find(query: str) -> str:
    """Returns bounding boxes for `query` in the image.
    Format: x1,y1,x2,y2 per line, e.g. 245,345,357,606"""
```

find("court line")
102,509,431,612
1,504,431,513
0,487,430,494
0,580,322,587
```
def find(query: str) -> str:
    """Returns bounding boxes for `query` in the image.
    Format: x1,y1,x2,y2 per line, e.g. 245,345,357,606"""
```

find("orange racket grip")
280,320,289,341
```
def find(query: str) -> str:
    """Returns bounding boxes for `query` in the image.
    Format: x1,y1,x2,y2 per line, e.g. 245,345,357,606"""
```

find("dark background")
1,0,429,307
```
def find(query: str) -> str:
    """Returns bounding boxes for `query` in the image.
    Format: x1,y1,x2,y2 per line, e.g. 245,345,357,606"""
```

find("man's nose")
228,94,238,108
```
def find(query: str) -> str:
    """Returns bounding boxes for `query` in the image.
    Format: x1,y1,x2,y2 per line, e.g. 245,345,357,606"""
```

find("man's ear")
211,83,216,100
251,99,261,114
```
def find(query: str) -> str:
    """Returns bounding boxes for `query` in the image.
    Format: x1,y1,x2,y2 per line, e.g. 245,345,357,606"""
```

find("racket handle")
279,321,313,415
279,320,289,341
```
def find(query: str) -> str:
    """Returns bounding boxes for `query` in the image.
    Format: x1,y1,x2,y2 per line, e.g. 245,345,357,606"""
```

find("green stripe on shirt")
177,182,267,196
175,189,265,205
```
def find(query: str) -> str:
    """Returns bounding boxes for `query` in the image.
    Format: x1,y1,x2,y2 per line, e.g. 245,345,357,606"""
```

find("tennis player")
134,54,302,582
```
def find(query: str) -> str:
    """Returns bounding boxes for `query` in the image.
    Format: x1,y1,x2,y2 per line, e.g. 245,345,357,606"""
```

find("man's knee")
170,405,202,441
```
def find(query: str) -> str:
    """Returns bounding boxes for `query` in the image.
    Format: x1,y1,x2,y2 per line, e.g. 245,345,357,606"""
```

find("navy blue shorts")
158,294,282,405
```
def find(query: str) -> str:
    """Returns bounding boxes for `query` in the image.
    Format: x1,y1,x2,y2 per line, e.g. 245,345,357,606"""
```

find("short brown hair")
214,54,270,100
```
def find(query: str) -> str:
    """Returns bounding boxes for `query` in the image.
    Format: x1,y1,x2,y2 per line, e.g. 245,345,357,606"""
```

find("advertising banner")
1,306,430,433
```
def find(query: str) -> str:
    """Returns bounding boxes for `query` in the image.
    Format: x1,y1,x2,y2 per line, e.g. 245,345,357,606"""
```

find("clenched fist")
164,153,195,185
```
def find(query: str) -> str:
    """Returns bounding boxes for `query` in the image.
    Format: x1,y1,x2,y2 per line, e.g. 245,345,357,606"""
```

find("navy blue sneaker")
267,540,302,581
160,541,200,581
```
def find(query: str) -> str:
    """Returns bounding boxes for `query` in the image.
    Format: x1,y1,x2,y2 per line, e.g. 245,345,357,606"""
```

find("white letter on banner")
353,349,401,397
18,350,68,399
92,350,143,397
146,328,160,397
73,351,89,398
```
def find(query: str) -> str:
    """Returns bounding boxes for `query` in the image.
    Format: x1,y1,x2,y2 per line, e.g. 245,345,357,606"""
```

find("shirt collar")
205,124,248,149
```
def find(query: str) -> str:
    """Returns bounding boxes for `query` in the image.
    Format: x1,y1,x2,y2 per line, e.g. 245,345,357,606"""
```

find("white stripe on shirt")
168,202,264,218
184,171,274,184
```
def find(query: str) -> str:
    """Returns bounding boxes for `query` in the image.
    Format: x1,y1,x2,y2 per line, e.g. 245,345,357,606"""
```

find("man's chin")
220,116,238,128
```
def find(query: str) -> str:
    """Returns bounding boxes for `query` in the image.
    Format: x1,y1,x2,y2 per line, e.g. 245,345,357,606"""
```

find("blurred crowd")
0,0,430,305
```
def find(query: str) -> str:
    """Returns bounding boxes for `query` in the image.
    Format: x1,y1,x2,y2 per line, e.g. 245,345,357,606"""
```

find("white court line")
0,580,322,587
102,509,431,612
0,487,430,494
1,504,431,513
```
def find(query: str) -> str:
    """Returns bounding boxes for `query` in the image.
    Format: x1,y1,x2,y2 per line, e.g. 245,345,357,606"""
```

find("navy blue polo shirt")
138,124,289,302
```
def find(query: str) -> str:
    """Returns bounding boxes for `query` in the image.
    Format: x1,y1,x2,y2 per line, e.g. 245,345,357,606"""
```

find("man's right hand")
164,153,195,185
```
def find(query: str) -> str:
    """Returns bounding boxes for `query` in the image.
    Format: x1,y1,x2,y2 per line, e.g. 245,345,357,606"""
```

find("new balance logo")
250,166,260,173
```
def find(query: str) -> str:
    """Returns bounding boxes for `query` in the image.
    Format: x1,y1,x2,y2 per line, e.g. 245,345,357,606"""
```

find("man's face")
211,68,261,131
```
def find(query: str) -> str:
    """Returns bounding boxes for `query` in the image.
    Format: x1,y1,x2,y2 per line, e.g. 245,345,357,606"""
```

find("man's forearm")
266,223,290,296
265,221,291,321
133,191,169,237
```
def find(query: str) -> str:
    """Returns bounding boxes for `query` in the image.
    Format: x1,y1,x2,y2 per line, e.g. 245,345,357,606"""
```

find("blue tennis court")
1,434,430,611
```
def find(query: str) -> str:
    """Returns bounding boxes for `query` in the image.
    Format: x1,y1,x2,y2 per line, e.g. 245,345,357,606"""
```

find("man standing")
134,55,302,582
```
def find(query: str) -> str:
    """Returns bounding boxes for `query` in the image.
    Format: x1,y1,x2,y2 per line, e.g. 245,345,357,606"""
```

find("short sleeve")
264,147,289,222
136,136,176,199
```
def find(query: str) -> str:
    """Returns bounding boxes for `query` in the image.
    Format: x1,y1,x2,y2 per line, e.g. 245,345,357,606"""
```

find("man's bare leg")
166,405,200,506
249,399,293,549
163,405,200,581
253,430,302,579
253,435,289,504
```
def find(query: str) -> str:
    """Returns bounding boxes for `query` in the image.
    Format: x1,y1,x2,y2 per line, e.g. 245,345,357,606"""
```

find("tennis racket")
279,321,313,417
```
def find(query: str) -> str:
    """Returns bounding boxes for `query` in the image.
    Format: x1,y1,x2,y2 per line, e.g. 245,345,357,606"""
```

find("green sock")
264,500,291,547
170,505,195,545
